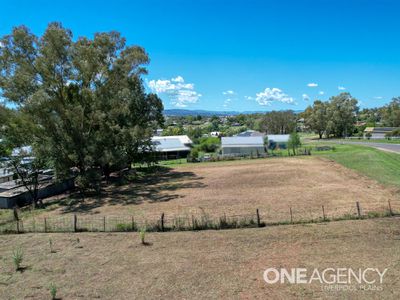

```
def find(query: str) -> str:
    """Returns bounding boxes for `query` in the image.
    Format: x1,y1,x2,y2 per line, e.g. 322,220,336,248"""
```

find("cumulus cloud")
338,86,346,90
148,76,201,107
307,83,318,87
251,88,295,106
302,94,310,101
222,90,235,95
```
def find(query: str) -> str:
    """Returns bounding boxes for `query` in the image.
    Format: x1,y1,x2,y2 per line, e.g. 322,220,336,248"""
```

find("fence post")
131,216,134,231
103,216,106,232
192,215,195,230
16,221,20,234
256,209,261,227
161,213,165,232
73,214,77,232
44,217,47,233
388,200,393,216
322,205,326,221
289,207,293,224
356,202,361,219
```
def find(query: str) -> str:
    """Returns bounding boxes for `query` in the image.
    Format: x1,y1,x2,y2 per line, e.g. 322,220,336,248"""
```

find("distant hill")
164,109,303,116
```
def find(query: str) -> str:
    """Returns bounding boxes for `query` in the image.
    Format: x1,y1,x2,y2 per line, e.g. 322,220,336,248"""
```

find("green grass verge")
314,144,400,187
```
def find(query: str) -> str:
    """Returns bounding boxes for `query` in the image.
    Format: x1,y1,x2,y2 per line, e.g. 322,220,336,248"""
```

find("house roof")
364,127,398,133
221,136,264,147
235,130,265,137
267,134,290,142
151,135,192,152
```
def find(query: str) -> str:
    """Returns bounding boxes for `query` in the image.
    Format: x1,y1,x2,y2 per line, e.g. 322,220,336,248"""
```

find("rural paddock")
33,156,400,225
0,218,399,299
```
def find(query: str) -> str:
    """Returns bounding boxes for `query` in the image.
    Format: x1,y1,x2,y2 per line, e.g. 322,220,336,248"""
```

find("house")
363,127,398,139
151,135,193,159
221,136,265,156
234,130,265,137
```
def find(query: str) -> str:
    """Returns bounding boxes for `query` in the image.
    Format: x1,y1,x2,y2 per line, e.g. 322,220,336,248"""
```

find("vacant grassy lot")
314,144,400,187
1,218,399,299
25,156,398,226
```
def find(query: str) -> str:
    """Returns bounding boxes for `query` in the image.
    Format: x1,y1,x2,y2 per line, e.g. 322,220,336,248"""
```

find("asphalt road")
334,141,400,153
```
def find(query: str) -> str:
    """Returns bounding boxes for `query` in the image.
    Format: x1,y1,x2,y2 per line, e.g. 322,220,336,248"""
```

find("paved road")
334,141,400,153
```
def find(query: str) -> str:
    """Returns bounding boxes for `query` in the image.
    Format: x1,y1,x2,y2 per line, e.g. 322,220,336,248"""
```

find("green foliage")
257,111,296,134
198,137,220,153
303,93,359,138
365,132,372,140
139,226,146,244
49,283,57,300
288,132,301,155
12,247,23,271
0,23,164,191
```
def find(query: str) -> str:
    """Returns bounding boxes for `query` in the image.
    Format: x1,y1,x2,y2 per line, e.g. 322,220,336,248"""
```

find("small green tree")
365,132,372,140
288,132,301,155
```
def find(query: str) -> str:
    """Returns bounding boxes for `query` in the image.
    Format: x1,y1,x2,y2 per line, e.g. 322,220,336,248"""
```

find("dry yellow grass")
42,157,399,224
0,218,399,299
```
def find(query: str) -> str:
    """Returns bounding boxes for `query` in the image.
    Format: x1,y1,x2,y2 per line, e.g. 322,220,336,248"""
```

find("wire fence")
0,199,399,234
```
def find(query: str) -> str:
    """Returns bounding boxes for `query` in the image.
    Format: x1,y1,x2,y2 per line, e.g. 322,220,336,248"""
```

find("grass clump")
12,247,23,271
49,283,57,299
139,227,147,245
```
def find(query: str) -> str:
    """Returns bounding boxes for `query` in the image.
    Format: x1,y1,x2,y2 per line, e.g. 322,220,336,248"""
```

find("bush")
198,137,220,153
139,227,146,244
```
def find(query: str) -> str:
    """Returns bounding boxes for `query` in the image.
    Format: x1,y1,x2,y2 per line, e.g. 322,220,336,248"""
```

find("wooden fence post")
161,213,165,232
16,221,20,234
289,207,293,224
131,216,134,231
256,209,261,227
73,214,77,232
322,205,326,221
44,218,47,233
356,202,361,219
103,216,106,232
388,200,393,216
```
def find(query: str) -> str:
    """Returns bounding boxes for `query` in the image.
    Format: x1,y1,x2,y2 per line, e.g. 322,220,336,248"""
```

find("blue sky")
1,0,400,111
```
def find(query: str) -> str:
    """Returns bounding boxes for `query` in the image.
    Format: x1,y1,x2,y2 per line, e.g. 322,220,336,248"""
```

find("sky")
1,0,400,111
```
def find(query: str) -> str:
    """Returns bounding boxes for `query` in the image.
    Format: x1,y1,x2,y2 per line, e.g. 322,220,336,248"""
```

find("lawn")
1,218,399,299
313,144,400,187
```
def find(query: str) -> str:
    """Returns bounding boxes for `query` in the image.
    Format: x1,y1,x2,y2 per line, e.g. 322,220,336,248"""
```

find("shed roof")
267,134,290,142
151,136,191,152
235,130,265,137
221,136,264,147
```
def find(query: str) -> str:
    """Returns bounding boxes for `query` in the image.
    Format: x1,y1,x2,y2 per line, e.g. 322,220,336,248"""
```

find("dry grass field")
39,156,400,224
1,218,399,299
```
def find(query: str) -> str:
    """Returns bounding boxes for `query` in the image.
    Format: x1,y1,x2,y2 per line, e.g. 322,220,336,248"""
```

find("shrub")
49,238,55,253
365,132,372,140
49,283,57,300
12,247,23,271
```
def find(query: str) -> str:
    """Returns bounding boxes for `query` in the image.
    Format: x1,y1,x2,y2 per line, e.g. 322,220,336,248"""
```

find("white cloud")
252,88,295,106
318,91,325,95
171,76,184,83
338,86,346,90
222,90,235,95
374,96,383,100
148,76,201,107
222,98,232,108
302,94,310,101
307,83,318,87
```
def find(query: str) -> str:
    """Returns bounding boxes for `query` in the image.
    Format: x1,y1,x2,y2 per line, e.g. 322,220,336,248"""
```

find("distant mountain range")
164,109,303,116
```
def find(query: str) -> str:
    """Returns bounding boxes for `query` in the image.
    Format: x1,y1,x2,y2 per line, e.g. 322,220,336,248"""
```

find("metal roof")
221,136,264,147
267,134,290,142
151,137,191,152
235,130,265,137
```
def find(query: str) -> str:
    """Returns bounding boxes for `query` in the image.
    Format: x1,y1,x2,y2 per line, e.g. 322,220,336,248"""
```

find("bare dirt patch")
0,218,399,299
42,157,400,223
